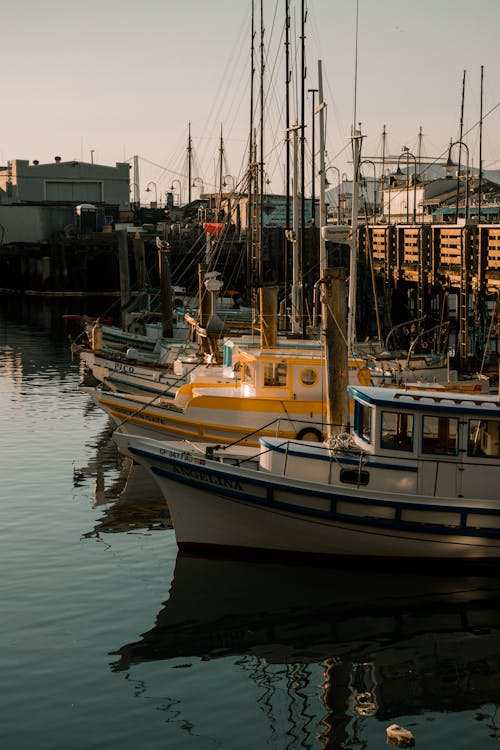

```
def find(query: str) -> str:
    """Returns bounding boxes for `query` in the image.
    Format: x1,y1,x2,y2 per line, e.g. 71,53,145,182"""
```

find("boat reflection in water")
74,420,171,536
111,554,500,745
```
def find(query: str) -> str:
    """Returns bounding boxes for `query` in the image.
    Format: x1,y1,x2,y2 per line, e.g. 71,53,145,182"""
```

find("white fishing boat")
113,383,500,564
78,343,205,395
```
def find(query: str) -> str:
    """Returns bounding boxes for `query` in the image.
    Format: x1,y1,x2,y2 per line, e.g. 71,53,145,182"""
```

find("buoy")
386,723,415,747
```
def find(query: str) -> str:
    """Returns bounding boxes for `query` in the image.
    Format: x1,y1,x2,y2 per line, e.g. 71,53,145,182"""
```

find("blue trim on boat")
128,445,500,543
106,374,177,398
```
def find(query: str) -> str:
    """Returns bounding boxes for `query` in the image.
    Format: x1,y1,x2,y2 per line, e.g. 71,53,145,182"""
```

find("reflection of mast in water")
83,458,171,538
318,658,352,749
73,421,121,490
74,417,170,536
235,657,316,750
284,664,315,750
110,553,500,746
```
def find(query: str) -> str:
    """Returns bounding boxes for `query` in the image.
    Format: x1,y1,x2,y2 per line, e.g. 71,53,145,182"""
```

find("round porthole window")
300,368,318,386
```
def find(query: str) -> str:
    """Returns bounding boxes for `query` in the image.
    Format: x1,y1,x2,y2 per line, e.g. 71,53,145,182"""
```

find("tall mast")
285,0,291,229
478,65,484,223
290,123,301,335
247,0,256,293
348,128,362,354
352,0,359,130
258,0,265,285
381,125,388,223
347,0,361,355
188,121,192,204
308,86,318,226
455,69,466,221
219,124,224,205
300,0,306,337
417,125,423,175
318,60,327,275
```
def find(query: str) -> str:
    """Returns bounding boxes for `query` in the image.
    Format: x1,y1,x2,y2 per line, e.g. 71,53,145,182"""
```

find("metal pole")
308,87,318,225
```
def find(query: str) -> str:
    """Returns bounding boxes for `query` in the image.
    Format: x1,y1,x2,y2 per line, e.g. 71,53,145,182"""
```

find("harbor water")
3,297,500,750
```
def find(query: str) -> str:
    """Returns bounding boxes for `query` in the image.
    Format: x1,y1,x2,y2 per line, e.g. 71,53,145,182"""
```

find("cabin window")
263,362,288,387
380,411,414,451
468,418,500,457
422,415,458,455
300,368,318,387
354,401,372,443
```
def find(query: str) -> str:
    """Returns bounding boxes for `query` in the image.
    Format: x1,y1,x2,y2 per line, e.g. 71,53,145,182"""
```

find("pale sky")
3,0,499,202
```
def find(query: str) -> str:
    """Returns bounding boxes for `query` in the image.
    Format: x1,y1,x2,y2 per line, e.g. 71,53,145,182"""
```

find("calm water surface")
2,298,500,750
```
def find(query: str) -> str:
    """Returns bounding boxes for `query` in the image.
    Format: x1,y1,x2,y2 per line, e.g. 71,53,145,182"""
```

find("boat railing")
405,321,450,365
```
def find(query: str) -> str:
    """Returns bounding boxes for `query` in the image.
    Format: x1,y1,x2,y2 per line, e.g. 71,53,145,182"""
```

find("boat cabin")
349,385,500,498
351,385,500,457
239,348,326,401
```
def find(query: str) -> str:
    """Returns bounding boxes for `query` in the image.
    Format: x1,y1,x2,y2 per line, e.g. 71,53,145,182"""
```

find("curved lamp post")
397,147,417,223
222,174,235,191
341,172,350,224
325,165,341,223
170,179,182,206
446,140,470,221
192,177,204,194
145,181,158,205
360,159,377,220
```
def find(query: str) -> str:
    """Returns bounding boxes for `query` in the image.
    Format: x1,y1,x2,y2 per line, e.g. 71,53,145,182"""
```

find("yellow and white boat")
93,347,370,447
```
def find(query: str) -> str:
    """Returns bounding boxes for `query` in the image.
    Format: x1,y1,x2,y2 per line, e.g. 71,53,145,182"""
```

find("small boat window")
422,415,458,455
263,362,288,387
468,418,500,457
354,401,372,443
300,368,318,386
380,411,414,451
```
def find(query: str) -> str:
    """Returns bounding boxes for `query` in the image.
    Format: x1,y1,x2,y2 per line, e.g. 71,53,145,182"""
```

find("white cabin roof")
348,385,500,417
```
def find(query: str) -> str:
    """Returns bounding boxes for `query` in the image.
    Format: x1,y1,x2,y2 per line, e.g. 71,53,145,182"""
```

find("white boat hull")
114,433,500,564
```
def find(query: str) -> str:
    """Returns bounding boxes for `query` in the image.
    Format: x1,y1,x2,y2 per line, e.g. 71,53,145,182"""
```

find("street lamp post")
360,159,377,220
325,165,341,223
146,181,158,206
222,175,236,223
397,148,417,223
170,179,182,207
192,177,204,196
446,140,470,221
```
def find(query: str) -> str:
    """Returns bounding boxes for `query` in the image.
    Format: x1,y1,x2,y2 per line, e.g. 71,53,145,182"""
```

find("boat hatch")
339,468,370,485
